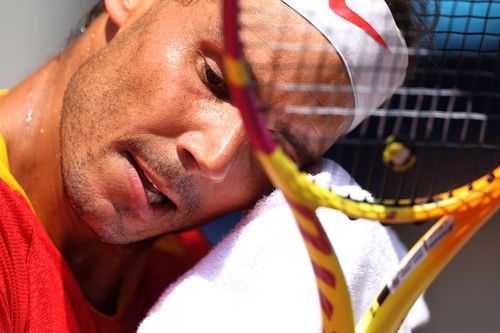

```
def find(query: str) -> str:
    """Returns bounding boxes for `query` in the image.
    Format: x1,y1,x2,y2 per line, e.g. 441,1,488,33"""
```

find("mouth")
136,161,170,205
125,152,177,222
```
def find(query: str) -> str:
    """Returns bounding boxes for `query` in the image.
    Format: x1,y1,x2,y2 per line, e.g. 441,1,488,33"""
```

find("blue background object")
432,0,499,54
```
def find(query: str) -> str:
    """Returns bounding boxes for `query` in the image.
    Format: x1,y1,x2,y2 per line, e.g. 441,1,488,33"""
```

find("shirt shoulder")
0,178,36,332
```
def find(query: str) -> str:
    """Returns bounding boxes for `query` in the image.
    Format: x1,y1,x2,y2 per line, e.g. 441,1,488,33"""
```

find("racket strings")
451,0,499,191
357,2,498,200
238,0,499,202
408,0,472,200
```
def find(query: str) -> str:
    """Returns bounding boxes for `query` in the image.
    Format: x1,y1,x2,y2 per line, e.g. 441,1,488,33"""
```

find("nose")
176,116,245,183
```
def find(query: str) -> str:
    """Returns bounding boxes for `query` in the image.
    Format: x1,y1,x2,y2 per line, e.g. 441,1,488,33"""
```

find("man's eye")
205,66,223,85
204,64,230,101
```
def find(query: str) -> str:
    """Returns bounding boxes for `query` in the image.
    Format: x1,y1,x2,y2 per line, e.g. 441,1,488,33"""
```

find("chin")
84,218,129,245
68,199,121,244
83,211,168,245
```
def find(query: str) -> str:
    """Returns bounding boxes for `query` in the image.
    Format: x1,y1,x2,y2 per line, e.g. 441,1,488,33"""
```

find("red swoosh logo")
329,0,389,50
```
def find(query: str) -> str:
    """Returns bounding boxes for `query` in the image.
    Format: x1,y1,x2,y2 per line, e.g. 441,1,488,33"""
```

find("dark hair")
386,0,431,48
386,0,434,79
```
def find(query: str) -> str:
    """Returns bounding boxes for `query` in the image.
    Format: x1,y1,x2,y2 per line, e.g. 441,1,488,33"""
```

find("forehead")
149,0,353,162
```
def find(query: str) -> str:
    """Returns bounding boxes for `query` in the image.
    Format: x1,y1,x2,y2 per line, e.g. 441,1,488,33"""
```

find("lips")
138,165,168,205
125,153,177,222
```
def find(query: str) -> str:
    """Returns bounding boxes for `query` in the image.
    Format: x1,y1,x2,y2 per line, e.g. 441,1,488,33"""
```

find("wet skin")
61,0,352,244
0,0,352,312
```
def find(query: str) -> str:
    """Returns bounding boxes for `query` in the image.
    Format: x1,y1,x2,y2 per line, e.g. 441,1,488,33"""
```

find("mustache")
124,137,200,214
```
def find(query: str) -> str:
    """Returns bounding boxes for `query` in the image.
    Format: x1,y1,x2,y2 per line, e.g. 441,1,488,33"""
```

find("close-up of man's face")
60,0,352,244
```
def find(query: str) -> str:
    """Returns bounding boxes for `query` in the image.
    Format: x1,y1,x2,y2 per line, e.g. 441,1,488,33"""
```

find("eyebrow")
209,21,224,47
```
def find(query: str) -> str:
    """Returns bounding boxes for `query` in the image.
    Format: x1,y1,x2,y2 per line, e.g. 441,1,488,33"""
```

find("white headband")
280,0,409,131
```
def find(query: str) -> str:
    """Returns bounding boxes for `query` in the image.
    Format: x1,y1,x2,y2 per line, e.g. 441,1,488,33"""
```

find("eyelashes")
196,51,231,102
203,63,230,101
196,51,305,167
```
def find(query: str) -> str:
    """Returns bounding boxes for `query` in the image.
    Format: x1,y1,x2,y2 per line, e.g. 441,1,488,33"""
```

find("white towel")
138,159,429,333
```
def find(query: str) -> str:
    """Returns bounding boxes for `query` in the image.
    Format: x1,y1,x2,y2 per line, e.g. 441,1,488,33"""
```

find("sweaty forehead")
149,0,353,164
150,0,224,44
150,0,302,46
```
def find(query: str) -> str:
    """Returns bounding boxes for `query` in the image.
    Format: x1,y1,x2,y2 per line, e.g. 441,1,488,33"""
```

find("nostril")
176,119,244,183
177,140,235,183
177,146,200,173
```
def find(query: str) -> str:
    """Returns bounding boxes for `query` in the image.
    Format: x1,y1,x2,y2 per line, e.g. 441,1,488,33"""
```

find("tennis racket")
222,0,499,332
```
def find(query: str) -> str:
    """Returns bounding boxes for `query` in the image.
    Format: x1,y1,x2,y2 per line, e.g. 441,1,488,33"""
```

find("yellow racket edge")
257,146,499,223
289,199,356,333
356,185,500,333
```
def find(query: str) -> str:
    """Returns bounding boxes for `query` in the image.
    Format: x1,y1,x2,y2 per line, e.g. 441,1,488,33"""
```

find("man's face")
60,0,352,244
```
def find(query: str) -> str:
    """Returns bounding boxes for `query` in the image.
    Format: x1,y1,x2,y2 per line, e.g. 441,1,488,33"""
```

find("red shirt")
0,152,210,332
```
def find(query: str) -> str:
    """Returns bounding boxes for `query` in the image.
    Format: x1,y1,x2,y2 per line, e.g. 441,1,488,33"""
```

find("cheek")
114,55,202,136
64,30,192,140
215,153,273,211
62,50,137,147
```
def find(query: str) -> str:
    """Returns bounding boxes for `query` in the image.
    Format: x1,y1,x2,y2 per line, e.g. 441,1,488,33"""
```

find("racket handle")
357,182,499,333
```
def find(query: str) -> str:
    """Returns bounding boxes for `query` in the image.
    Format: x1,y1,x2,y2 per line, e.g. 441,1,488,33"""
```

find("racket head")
223,0,500,223
222,2,500,332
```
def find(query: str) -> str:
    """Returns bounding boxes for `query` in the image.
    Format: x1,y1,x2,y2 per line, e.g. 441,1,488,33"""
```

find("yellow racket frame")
259,145,499,223
356,177,500,332
258,146,499,333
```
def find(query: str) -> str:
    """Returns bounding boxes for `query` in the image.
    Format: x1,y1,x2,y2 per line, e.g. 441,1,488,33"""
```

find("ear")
104,0,142,27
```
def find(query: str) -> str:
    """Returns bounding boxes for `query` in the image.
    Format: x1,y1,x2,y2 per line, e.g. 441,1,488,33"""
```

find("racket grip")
357,185,499,333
